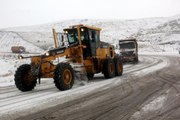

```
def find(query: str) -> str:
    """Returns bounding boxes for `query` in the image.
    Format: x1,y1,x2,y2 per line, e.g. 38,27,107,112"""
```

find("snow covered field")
0,31,43,53
0,55,30,86
1,14,180,52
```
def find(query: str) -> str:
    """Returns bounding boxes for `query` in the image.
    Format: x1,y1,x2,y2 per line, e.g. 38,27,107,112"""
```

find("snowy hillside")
0,31,43,53
0,31,43,84
1,18,169,50
1,15,180,52
132,16,180,52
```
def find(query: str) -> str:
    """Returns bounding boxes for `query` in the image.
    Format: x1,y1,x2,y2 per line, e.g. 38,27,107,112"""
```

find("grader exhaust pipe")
52,28,57,48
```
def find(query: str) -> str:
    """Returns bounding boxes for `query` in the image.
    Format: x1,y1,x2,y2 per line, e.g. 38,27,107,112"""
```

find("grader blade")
73,63,88,86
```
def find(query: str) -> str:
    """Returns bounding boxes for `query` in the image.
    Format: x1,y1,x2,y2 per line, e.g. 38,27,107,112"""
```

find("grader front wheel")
54,63,74,91
14,64,37,92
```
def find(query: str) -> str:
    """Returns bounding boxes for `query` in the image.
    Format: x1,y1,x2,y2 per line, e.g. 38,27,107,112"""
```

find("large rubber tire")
54,63,74,91
114,57,123,76
103,59,115,78
133,56,139,64
14,64,37,92
87,73,94,79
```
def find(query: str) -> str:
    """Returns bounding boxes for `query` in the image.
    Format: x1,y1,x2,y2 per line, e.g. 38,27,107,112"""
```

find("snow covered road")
0,55,176,120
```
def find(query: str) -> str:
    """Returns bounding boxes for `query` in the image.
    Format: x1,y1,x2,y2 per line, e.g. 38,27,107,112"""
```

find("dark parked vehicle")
11,46,26,53
119,39,138,63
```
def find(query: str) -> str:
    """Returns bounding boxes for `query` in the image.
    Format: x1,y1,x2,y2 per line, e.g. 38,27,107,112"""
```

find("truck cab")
119,39,138,63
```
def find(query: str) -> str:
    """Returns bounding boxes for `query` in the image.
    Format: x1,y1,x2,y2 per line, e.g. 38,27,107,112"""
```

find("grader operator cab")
15,24,123,92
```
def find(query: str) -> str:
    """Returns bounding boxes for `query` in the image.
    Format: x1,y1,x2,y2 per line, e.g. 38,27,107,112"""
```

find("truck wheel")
54,63,74,91
87,73,94,79
114,57,123,76
14,64,37,92
103,59,115,78
133,57,139,64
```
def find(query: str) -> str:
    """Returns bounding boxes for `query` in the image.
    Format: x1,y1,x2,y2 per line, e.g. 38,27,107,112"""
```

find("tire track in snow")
0,55,166,120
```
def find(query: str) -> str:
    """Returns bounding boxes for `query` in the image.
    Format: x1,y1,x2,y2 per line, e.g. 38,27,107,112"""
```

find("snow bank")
132,95,166,119
0,31,43,53
0,57,30,87
0,59,16,86
142,95,166,111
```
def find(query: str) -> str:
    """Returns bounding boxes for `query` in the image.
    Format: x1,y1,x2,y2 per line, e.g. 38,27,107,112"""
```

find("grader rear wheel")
54,63,74,91
133,57,139,64
114,57,123,76
14,64,37,92
103,59,115,78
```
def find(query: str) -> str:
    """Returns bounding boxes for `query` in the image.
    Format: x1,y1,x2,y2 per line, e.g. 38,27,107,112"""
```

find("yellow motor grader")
15,24,123,92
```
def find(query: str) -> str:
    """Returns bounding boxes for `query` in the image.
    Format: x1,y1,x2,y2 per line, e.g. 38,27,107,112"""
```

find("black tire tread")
14,64,37,92
54,63,74,91
114,57,123,76
103,59,115,78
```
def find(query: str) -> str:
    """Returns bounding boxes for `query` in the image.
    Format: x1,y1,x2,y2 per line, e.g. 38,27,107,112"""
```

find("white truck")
119,39,138,63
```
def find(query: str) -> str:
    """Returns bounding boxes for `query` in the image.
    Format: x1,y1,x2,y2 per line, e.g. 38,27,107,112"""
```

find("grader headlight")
17,55,23,60
45,52,50,56
81,28,84,32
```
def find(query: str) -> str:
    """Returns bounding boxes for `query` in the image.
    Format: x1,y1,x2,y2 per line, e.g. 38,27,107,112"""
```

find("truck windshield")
66,29,78,45
120,42,135,49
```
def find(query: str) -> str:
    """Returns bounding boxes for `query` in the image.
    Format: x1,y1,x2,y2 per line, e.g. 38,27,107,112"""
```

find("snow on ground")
142,95,166,111
130,88,172,120
133,56,169,77
0,76,122,117
0,55,31,87
0,30,43,86
0,56,169,120
131,95,166,120
0,59,14,85
139,51,179,56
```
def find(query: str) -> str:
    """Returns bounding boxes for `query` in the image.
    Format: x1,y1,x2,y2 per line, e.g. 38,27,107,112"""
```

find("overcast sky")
0,0,180,28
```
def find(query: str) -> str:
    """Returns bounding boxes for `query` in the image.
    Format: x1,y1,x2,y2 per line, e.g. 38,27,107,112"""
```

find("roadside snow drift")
0,31,43,53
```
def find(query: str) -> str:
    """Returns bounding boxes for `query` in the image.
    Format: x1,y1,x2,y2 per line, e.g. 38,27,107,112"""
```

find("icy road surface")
1,55,180,120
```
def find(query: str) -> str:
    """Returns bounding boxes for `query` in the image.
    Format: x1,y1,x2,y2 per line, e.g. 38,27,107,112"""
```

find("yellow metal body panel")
31,46,83,78
67,24,102,31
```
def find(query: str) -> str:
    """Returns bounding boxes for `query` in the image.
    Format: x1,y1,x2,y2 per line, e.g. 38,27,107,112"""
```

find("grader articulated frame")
15,24,123,91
